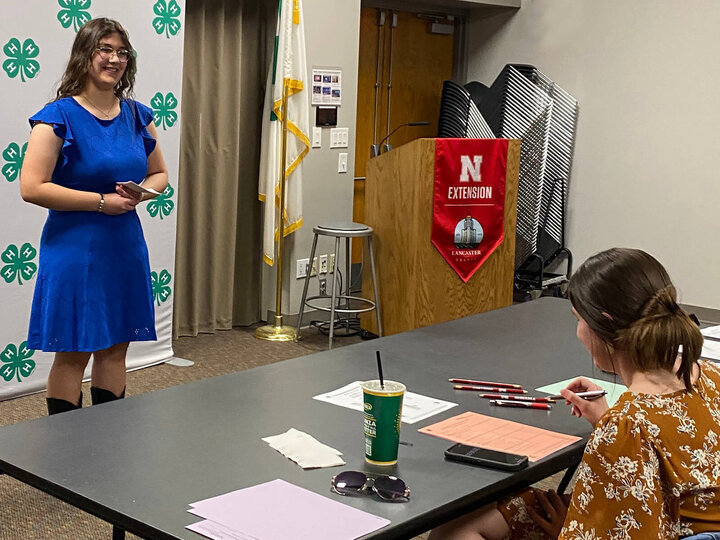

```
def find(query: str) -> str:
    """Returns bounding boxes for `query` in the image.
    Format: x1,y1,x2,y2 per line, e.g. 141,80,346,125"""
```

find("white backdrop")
0,0,185,400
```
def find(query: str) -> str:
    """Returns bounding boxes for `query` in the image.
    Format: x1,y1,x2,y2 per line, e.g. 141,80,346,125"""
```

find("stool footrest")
304,294,377,314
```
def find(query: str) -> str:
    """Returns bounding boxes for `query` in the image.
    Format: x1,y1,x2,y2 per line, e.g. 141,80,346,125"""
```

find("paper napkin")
262,428,345,469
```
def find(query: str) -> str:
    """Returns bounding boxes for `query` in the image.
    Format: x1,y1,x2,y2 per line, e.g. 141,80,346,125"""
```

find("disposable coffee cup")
362,380,406,465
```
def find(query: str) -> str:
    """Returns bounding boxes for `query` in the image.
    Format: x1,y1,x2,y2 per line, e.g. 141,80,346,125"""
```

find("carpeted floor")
0,324,567,539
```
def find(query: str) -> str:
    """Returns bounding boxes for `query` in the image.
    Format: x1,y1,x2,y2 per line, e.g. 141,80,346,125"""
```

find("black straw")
376,350,385,389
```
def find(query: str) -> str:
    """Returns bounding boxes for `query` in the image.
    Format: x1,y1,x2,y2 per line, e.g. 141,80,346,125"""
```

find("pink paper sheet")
418,411,581,462
187,479,390,540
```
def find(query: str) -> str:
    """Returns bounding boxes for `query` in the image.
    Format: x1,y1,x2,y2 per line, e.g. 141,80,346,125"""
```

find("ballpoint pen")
545,390,607,400
453,385,527,394
479,394,555,403
490,399,552,410
449,378,523,389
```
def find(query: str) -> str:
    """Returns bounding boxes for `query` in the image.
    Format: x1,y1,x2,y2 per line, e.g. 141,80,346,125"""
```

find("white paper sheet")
702,338,720,362
701,325,720,340
313,381,457,424
187,520,258,540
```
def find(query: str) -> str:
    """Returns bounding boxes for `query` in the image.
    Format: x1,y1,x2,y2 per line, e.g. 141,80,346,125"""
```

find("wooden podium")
360,138,520,336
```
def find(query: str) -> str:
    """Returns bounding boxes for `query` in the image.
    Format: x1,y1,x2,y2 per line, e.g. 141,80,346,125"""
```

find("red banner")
432,139,508,282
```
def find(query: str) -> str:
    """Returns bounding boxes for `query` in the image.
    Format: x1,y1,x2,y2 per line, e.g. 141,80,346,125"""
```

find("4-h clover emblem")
3,38,40,82
2,142,27,182
57,0,92,33
151,92,178,131
151,269,172,306
0,342,36,383
153,0,182,38
146,184,175,220
1,243,38,285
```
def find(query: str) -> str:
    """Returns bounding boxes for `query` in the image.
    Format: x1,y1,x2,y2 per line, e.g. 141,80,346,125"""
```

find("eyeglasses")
95,46,131,63
330,471,410,501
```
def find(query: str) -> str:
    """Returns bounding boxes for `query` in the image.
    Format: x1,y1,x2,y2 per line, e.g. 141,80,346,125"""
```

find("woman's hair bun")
640,285,680,320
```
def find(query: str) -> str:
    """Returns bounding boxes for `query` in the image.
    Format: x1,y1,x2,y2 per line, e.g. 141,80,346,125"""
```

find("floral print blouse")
560,360,720,539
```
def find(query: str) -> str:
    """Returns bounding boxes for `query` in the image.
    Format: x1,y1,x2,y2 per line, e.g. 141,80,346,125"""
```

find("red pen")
453,385,527,394
479,394,555,403
490,399,552,410
449,378,522,389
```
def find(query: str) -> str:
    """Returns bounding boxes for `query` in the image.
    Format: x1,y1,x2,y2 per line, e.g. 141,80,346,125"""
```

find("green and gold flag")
258,0,310,266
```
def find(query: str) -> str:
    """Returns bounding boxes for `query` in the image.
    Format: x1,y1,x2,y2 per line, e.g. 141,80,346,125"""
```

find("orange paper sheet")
418,411,582,462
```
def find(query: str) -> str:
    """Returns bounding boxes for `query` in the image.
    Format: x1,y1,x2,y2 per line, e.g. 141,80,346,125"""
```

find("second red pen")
479,394,555,403
453,385,527,394
490,399,552,410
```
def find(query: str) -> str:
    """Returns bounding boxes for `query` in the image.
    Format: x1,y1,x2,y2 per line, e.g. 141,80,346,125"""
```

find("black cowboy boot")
90,386,125,405
46,392,82,415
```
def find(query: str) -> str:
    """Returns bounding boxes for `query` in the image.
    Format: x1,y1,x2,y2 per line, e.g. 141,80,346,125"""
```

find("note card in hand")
117,180,161,196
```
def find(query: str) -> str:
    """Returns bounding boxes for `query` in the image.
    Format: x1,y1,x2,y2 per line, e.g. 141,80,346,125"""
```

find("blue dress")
27,97,158,352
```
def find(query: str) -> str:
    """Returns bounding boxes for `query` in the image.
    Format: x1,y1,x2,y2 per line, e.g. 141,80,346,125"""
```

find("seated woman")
430,248,720,539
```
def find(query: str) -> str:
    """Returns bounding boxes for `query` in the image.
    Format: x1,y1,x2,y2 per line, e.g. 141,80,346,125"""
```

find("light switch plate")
330,127,349,148
311,127,322,148
338,153,348,173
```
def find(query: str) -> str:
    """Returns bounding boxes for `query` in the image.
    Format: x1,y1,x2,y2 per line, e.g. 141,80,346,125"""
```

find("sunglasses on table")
331,470,410,502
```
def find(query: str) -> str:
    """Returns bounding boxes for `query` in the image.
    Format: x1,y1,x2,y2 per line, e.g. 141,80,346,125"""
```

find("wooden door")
353,8,455,263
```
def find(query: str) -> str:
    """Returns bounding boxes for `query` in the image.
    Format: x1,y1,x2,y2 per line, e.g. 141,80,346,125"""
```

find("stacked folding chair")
437,64,578,296
527,68,579,284
437,80,495,139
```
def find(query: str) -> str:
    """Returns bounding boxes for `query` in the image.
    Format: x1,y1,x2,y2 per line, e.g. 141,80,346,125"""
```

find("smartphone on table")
444,443,528,471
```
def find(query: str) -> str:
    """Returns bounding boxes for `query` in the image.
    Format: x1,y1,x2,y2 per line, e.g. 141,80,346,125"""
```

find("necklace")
80,94,117,119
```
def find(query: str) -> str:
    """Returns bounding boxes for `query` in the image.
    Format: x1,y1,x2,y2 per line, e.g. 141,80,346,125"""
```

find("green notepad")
536,377,626,408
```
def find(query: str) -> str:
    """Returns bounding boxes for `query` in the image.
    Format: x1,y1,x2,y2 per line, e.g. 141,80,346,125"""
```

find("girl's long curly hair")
55,18,136,100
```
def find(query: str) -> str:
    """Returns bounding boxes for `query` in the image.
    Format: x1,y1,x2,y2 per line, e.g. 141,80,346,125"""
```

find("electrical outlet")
310,257,318,277
297,258,309,279
329,254,335,273
319,254,328,274
319,278,327,295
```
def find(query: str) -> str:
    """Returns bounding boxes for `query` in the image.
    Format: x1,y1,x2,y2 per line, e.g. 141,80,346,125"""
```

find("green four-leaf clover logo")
0,342,36,383
151,92,178,130
1,243,38,285
3,38,40,82
57,0,92,33
151,269,172,306
2,142,27,182
153,0,182,38
146,184,175,220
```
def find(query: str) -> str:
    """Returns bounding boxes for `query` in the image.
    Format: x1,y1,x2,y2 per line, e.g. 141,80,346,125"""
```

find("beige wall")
261,0,361,319
467,0,720,310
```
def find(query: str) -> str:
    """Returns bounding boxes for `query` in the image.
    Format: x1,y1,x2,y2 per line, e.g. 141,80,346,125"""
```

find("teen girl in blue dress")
20,18,169,414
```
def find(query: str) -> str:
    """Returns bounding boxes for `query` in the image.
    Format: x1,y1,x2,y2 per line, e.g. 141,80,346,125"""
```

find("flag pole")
256,79,297,341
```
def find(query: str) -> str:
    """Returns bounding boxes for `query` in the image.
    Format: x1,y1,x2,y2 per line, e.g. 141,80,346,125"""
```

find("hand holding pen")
560,377,611,427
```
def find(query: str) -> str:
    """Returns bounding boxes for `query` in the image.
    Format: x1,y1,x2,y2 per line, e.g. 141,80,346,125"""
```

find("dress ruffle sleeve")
29,102,74,169
131,100,157,157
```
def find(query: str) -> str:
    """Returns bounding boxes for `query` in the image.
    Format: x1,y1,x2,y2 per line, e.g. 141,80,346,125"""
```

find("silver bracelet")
97,193,104,213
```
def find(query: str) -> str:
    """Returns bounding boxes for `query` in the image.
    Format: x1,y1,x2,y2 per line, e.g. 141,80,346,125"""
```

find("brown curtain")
173,0,275,337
